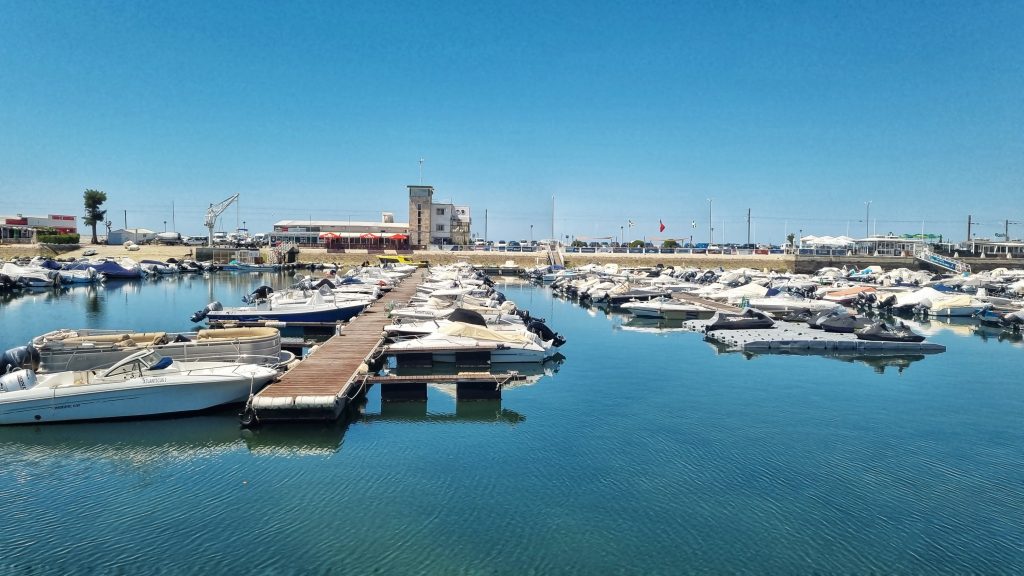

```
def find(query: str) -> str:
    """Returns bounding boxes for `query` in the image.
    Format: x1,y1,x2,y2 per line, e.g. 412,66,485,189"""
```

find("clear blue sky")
2,1,1021,245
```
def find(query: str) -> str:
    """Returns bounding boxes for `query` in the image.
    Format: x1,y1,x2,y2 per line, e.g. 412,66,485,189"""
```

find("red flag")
659,220,666,232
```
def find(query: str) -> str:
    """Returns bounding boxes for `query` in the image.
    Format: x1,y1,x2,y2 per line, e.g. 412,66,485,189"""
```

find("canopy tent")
801,235,855,248
389,233,408,240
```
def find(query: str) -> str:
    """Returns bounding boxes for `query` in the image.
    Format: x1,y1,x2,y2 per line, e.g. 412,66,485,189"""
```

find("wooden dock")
248,270,424,422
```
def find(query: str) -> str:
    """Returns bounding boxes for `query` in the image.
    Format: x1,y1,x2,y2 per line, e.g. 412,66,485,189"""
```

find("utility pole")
746,208,751,246
484,209,488,243
551,194,555,241
967,214,972,242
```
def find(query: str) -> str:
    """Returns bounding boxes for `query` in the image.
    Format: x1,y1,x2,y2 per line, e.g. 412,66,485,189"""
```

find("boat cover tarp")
437,322,533,344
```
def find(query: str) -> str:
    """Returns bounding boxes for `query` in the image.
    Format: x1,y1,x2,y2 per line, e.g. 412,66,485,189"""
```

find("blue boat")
65,258,144,279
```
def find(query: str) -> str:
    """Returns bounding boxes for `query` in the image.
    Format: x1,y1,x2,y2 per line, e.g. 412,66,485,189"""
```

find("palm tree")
83,189,107,244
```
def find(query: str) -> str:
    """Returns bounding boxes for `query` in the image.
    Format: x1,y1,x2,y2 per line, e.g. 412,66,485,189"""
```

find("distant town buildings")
270,213,411,250
0,213,77,243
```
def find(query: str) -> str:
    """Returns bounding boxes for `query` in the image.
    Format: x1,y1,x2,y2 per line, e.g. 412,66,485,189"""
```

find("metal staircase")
548,246,565,268
914,245,970,274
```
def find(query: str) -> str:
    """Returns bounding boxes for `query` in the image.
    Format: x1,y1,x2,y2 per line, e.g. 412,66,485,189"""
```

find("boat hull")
206,302,369,323
0,370,275,425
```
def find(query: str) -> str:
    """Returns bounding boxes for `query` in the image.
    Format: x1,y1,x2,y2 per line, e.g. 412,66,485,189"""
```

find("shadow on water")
703,339,927,374
366,399,526,425
241,417,350,456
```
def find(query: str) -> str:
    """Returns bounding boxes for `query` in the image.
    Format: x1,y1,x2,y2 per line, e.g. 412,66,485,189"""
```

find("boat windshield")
102,349,161,378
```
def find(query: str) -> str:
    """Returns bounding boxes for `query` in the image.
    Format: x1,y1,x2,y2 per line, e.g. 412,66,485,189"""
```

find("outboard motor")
190,301,223,323
242,286,275,303
0,369,37,393
526,319,566,347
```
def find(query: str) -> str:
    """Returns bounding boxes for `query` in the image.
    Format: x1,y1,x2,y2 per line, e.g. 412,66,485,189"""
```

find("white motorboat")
620,297,715,320
32,327,283,372
0,349,279,425
192,291,374,323
743,295,842,316
0,262,58,287
920,294,991,317
384,321,553,363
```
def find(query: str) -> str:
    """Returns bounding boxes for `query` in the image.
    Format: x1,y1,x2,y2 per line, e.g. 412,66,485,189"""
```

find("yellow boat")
377,254,428,268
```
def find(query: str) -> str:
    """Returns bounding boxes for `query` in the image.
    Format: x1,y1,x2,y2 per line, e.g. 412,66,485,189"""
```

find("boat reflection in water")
0,411,246,466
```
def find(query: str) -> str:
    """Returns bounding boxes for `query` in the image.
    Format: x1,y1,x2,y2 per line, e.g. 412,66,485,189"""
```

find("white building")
270,213,410,249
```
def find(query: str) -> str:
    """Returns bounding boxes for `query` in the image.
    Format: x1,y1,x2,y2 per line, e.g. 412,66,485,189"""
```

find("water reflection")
703,340,927,374
369,400,525,425
241,419,349,456
0,411,245,466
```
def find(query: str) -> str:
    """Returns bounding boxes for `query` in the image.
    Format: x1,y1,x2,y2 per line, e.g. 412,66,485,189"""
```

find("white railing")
913,245,971,274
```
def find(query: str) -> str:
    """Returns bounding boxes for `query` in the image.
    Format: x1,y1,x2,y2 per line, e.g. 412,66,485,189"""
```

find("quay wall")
0,244,1018,273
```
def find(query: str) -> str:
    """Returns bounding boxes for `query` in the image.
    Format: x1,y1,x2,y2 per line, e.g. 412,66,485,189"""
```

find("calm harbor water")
1,274,1022,574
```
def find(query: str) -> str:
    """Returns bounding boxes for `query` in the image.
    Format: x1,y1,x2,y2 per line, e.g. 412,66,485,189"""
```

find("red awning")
389,234,408,240
359,233,379,239
319,232,340,239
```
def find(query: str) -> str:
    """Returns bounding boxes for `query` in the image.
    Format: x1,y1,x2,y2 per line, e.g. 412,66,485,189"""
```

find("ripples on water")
0,277,1021,574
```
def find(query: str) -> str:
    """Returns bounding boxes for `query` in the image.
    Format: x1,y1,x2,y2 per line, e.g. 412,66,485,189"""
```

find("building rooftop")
273,220,409,229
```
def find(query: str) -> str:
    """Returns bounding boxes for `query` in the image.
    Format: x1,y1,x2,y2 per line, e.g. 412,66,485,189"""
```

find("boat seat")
61,333,133,345
196,327,278,340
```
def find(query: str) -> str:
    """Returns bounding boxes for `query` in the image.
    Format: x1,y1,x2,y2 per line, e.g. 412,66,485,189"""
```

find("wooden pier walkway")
249,270,424,422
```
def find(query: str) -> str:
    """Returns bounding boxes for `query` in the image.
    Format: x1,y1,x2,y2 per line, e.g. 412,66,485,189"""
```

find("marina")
0,259,1021,574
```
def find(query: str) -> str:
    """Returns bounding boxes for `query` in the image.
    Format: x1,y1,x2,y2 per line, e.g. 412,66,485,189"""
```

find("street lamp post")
530,224,533,243
707,198,713,245
620,226,624,245
865,201,872,237
163,220,166,232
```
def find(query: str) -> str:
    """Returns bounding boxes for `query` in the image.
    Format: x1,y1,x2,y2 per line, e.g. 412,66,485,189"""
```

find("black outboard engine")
515,308,544,324
190,301,223,323
526,319,566,347
242,286,275,303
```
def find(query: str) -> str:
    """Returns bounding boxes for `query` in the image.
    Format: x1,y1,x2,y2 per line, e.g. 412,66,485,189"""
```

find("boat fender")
0,370,37,393
239,407,259,428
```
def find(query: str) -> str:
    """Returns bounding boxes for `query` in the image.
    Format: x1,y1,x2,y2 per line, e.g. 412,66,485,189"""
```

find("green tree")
662,239,680,249
629,240,645,248
83,189,107,244
786,233,796,250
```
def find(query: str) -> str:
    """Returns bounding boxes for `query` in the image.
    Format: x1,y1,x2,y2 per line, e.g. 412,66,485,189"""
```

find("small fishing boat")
32,327,283,372
0,349,279,425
